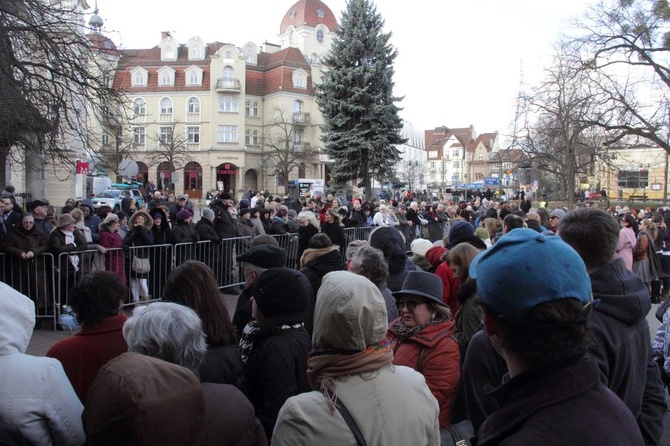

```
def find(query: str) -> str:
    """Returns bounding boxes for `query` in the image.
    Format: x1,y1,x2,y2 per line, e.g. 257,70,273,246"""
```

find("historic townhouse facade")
87,0,338,199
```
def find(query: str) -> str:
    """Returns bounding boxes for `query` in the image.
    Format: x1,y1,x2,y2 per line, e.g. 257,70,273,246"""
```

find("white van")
86,176,112,198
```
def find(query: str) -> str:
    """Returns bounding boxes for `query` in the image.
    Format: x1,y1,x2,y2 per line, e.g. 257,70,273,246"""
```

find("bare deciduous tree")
260,107,316,186
0,0,125,186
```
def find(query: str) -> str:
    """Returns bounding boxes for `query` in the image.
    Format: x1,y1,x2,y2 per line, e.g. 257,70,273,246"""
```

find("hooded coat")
123,211,154,279
273,272,441,446
299,246,346,298
0,283,85,446
79,199,101,243
588,257,667,445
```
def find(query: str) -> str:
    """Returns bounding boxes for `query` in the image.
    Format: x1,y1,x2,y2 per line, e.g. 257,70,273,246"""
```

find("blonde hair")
69,208,84,221
298,211,320,229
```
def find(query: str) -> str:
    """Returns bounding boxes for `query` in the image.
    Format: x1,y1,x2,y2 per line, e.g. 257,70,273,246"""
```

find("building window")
430,162,435,169
252,130,259,145
102,130,110,146
294,73,306,88
217,125,238,143
245,100,260,117
453,160,460,168
187,126,200,144
159,126,173,144
159,69,174,86
218,96,238,113
186,69,202,86
316,8,325,18
478,154,484,161
187,97,200,114
252,101,259,117
618,170,649,188
452,150,459,158
102,69,110,88
132,98,146,118
160,97,173,115
132,126,146,145
131,69,147,87
428,150,438,159
245,129,251,145
294,129,304,145
316,28,324,43
190,46,202,59
223,66,234,80
164,46,175,60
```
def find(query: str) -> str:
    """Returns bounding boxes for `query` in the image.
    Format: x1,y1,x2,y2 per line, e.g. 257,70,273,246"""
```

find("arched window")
316,28,324,44
132,98,146,118
223,66,234,80
159,97,173,122
252,101,259,117
187,97,200,114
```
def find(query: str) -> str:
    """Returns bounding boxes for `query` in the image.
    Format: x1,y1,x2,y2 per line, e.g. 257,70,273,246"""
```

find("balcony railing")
292,112,311,125
215,78,241,93
292,142,311,153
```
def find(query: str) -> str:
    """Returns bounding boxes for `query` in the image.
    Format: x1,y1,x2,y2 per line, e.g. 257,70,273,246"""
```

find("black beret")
236,245,286,269
26,199,49,212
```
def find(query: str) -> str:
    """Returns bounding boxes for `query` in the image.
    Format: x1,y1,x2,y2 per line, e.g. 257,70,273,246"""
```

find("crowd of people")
2,182,670,444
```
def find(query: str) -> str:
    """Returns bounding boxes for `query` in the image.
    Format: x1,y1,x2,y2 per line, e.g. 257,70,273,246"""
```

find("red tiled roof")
246,47,313,96
280,0,338,33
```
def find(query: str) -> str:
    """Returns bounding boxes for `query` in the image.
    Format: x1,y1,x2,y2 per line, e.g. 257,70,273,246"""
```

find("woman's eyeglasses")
396,300,422,311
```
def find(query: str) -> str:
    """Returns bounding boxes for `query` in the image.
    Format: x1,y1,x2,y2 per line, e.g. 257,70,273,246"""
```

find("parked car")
91,188,144,211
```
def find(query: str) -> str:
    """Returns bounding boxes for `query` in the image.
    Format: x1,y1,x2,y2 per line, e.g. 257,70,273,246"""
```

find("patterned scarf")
239,320,305,365
307,340,394,411
391,318,447,343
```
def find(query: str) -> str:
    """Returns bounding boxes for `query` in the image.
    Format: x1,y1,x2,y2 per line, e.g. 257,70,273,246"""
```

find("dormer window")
130,67,148,87
185,66,203,86
164,45,175,61
292,69,307,89
157,67,175,86
317,9,325,18
290,10,296,18
187,36,205,60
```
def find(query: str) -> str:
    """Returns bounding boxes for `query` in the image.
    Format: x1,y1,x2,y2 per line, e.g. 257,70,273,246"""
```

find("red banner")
76,161,89,174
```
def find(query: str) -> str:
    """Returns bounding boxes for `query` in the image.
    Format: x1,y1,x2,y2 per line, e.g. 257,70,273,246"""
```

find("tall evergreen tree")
316,0,405,199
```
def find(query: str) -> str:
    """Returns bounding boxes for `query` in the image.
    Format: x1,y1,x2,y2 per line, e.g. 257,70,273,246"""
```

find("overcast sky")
92,0,592,144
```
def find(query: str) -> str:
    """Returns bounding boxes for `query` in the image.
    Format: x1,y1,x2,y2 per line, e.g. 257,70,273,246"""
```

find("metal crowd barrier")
269,233,299,270
0,227,384,330
0,253,57,330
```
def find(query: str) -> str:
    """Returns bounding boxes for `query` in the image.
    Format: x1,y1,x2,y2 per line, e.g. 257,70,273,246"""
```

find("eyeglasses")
395,300,423,311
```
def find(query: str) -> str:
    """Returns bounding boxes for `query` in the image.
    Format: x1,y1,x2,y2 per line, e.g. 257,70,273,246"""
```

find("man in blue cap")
471,228,643,445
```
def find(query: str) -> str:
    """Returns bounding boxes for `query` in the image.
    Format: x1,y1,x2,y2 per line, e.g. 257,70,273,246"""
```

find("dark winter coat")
80,199,101,243
269,217,288,235
199,344,247,395
235,218,256,251
453,279,482,359
297,224,319,261
299,247,346,298
48,227,89,274
171,221,199,245
211,199,236,239
245,327,311,441
588,257,667,445
149,207,172,245
122,211,154,279
476,357,644,446
320,222,346,251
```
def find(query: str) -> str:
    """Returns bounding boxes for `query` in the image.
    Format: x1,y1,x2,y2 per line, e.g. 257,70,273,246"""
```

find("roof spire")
89,0,104,33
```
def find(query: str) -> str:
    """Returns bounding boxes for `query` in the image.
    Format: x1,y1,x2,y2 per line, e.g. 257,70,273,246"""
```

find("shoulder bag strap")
324,389,368,446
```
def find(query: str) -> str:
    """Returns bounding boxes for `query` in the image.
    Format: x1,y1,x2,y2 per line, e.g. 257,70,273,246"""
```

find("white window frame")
186,126,200,145
102,130,110,146
132,126,146,146
453,149,460,158
132,98,146,120
217,125,238,143
186,97,200,114
159,126,173,144
219,96,238,113
453,160,460,168
130,67,148,87
158,67,175,86
185,67,203,86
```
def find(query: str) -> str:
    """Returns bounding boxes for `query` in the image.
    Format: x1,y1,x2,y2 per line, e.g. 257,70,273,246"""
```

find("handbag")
131,256,150,274
440,421,475,446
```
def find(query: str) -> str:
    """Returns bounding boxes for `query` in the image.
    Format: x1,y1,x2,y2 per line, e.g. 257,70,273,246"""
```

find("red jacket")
387,319,460,427
435,262,460,315
46,314,128,402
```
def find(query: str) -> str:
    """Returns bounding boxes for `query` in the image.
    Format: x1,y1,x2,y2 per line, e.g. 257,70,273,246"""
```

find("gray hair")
123,302,206,373
298,210,320,229
349,245,389,286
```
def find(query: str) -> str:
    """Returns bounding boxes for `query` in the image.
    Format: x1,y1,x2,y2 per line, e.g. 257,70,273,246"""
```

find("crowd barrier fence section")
1,226,396,329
